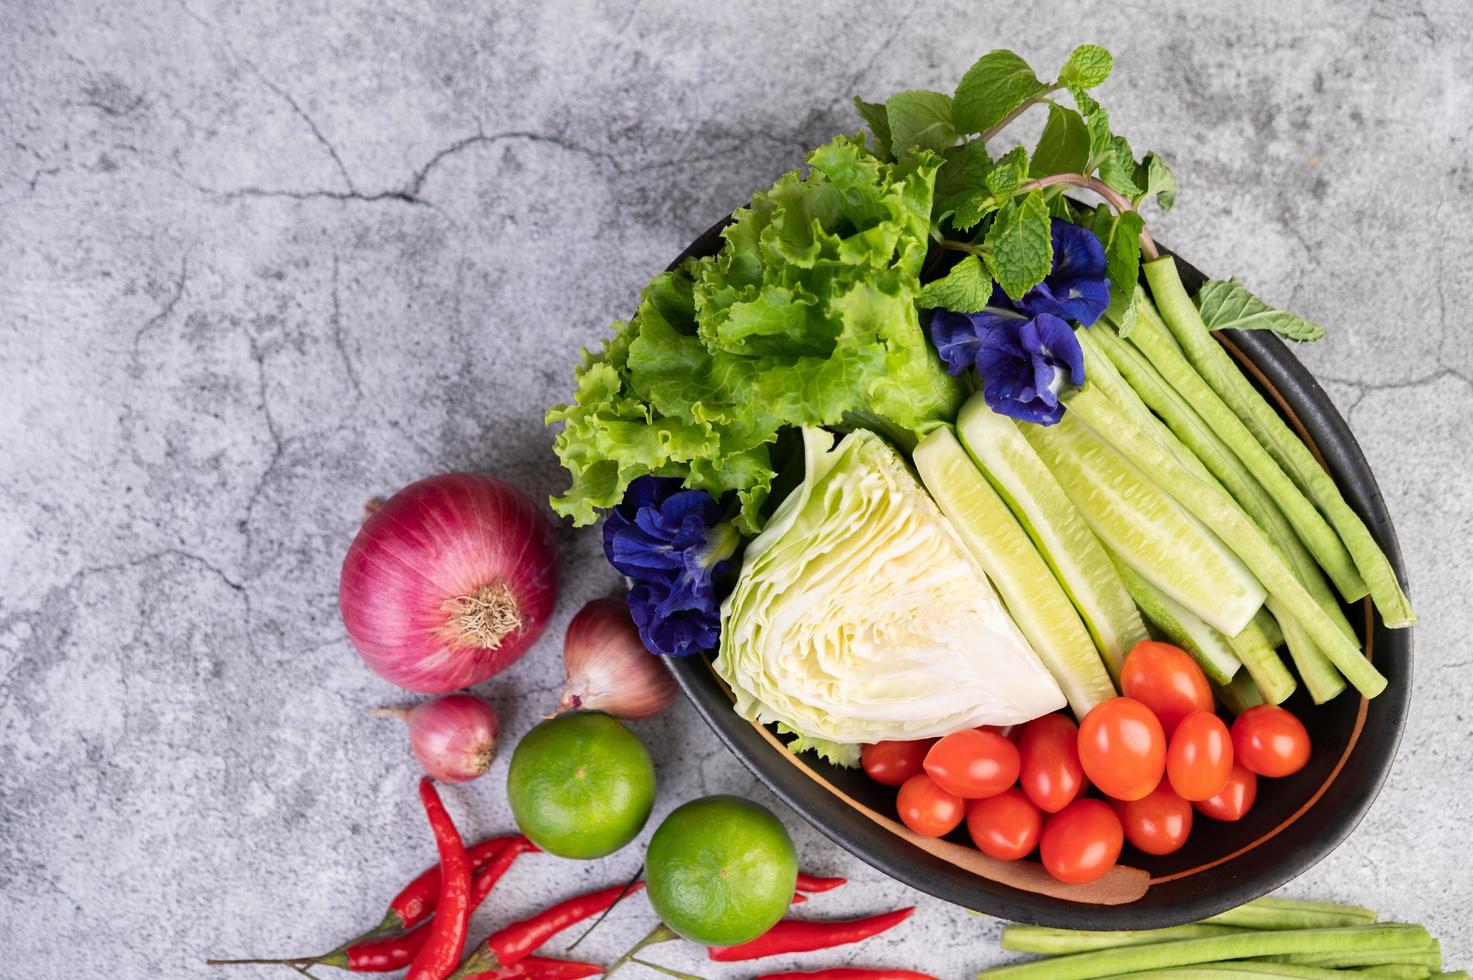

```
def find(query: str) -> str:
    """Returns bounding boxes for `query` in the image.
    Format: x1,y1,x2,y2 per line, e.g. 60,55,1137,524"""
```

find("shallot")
555,597,677,720
340,473,558,693
376,694,500,783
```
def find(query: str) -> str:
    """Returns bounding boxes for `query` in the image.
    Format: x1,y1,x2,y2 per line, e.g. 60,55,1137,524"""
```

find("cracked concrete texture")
2,0,1470,975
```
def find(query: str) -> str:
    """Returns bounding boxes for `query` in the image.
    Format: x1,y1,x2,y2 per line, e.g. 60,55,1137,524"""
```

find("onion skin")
388,694,499,783
558,597,678,720
340,473,558,693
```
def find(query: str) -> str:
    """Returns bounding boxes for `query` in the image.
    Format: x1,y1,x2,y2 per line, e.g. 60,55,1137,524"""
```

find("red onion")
340,473,558,692
555,597,678,720
376,694,499,782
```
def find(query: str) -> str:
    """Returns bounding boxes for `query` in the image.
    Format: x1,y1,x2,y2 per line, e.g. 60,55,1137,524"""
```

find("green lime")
506,711,655,859
645,795,797,946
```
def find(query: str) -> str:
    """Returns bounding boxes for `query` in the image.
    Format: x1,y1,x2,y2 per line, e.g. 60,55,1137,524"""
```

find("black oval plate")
662,217,1412,929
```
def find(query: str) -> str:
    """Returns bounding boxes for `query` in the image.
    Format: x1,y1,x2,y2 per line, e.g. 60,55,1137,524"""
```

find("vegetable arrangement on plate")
547,43,1414,885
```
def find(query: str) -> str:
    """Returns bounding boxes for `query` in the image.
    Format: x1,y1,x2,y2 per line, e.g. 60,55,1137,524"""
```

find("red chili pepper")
707,907,915,962
760,966,930,972
794,873,848,893
478,956,604,979
405,778,472,980
383,835,523,932
314,836,537,972
453,882,646,977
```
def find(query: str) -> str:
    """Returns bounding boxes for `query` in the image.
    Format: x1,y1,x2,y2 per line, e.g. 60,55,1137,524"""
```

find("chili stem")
629,957,709,980
603,923,678,977
564,864,643,952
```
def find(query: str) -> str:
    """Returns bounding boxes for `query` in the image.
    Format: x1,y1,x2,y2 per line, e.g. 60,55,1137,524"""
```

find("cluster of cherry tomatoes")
863,641,1313,884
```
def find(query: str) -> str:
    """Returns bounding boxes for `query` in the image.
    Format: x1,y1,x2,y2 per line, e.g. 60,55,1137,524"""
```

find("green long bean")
1143,257,1415,628
976,925,1431,979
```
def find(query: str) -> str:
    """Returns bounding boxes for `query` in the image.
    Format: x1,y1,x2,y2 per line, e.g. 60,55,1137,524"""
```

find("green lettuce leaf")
548,135,963,533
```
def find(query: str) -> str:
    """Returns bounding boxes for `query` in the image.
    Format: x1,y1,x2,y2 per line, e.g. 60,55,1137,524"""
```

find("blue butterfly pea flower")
1012,219,1111,327
602,476,741,657
930,307,1084,425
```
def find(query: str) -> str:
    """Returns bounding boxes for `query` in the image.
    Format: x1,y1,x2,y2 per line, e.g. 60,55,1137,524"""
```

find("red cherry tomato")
1116,783,1194,855
1077,697,1166,802
862,739,934,786
1194,763,1258,822
1120,641,1213,738
1166,710,1234,801
977,724,1018,741
924,730,1021,799
1231,705,1311,778
1039,799,1124,884
896,773,965,837
1018,714,1087,813
965,788,1042,861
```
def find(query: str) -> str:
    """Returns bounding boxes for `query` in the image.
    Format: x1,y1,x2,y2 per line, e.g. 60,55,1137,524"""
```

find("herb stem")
1018,174,1159,260
979,87,1061,143
936,239,985,257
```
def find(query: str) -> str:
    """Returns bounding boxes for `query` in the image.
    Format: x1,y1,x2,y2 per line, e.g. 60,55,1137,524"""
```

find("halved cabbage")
714,427,1066,763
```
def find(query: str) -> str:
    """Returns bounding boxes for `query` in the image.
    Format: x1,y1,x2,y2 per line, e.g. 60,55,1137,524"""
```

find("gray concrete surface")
2,1,1470,976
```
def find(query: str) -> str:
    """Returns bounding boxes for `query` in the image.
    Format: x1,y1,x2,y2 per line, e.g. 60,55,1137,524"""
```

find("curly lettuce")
547,135,964,533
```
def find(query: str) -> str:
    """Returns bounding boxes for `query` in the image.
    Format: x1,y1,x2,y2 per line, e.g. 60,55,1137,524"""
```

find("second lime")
645,794,797,946
506,711,655,859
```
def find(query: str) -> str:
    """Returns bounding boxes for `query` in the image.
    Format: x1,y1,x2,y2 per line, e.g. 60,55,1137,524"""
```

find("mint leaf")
1031,103,1090,177
1072,87,1101,118
953,145,1028,231
853,96,893,159
1059,44,1113,90
1086,205,1144,326
984,190,1052,300
953,50,1051,135
1082,101,1112,169
886,89,957,156
1097,133,1143,199
1133,151,1176,211
933,140,992,218
1195,279,1327,342
918,255,992,312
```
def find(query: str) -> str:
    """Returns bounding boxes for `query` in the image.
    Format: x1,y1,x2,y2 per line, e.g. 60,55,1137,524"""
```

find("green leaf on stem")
951,145,1028,231
1086,205,1145,331
1195,279,1327,342
1031,103,1090,177
1098,133,1144,199
1059,44,1113,90
853,96,893,159
918,255,992,312
953,50,1051,134
1133,151,1177,210
933,140,992,219
984,190,1053,300
886,90,957,156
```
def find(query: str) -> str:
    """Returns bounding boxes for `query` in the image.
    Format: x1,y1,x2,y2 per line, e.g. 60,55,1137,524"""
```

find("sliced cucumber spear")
1216,669,1266,715
955,394,1148,678
1105,547,1242,685
1077,329,1307,701
1087,323,1348,702
1143,256,1415,628
1092,321,1357,645
1025,410,1265,637
1063,385,1388,699
913,426,1117,718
